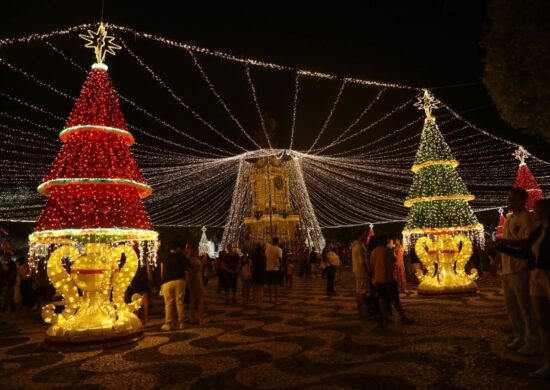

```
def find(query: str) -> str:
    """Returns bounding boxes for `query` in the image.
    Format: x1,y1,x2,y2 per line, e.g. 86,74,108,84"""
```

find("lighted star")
79,23,121,64
513,146,529,166
414,89,440,120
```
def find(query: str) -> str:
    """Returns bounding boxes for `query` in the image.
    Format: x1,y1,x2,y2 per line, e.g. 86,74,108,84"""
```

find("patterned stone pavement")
0,270,548,389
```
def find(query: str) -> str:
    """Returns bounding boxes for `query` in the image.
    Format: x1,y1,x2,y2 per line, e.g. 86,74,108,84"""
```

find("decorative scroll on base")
41,243,144,350
415,234,478,296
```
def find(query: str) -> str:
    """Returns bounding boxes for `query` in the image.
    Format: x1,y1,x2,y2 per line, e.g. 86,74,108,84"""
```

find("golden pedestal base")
415,234,479,296
40,243,146,350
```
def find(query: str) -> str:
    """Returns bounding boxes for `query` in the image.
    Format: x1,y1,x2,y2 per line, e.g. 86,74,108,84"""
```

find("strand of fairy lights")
184,47,262,150
1,22,550,227
307,79,346,153
106,23,420,90
313,97,416,155
0,57,75,100
244,64,271,149
2,22,548,164
41,40,232,157
221,159,251,248
355,117,459,158
302,160,408,208
349,115,460,159
0,56,223,158
313,88,386,154
46,41,233,157
117,36,245,154
288,72,300,150
6,31,544,168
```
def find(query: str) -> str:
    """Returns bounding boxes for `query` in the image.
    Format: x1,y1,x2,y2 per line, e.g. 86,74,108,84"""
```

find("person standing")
499,188,539,355
129,256,152,325
215,250,226,294
366,236,381,316
251,244,266,309
309,248,319,278
160,241,188,331
370,234,412,325
203,255,213,286
240,254,252,303
265,237,283,304
326,244,340,296
287,258,295,286
352,232,369,316
185,245,207,324
393,239,407,293
499,199,550,379
222,244,240,304
0,252,16,312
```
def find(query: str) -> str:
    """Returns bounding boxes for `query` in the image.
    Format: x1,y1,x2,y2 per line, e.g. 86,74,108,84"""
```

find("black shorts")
375,281,399,301
264,270,283,285
224,273,238,292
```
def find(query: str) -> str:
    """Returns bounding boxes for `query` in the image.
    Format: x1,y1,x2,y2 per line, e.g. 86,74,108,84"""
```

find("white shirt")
265,243,282,271
501,210,535,274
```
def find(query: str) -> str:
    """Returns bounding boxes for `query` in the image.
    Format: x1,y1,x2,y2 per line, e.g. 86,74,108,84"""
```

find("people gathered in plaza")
3,192,550,381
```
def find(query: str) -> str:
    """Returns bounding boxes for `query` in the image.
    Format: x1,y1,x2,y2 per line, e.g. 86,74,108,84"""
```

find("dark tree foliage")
482,0,550,142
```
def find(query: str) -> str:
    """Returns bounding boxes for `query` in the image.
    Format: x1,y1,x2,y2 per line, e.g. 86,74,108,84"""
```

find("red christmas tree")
34,65,153,233
513,147,543,212
496,208,505,238
367,223,375,243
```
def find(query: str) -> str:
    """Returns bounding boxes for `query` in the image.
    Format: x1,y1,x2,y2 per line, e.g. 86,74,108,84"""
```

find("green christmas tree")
403,90,483,249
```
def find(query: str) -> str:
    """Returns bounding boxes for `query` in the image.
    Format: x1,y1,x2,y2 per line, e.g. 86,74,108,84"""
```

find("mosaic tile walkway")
0,271,548,389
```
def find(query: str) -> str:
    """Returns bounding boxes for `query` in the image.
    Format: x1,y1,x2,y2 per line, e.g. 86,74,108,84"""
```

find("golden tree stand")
414,234,478,295
41,243,144,350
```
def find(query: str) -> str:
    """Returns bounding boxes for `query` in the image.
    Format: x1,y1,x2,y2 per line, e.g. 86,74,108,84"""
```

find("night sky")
2,0,549,159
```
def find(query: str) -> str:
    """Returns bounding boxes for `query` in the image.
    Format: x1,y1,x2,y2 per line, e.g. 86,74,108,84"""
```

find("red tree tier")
514,164,543,211
34,66,154,232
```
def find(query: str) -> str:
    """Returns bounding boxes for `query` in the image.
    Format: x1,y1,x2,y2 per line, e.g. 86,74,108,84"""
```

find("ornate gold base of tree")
414,234,478,295
39,242,145,350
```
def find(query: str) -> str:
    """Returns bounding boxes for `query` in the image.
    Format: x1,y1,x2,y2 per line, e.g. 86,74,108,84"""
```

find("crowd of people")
0,188,549,379
0,239,53,313
153,233,416,333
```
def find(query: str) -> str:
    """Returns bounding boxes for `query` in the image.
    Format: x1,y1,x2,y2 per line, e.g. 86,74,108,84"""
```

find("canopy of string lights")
1,22,549,232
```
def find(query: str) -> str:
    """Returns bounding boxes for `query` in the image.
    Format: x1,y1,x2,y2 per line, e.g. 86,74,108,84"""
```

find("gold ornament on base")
414,234,478,295
41,243,144,349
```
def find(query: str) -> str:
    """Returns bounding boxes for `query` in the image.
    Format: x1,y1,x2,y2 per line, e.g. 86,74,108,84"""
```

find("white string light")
244,64,271,149
0,24,549,230
185,48,262,150
288,71,300,150
307,79,346,153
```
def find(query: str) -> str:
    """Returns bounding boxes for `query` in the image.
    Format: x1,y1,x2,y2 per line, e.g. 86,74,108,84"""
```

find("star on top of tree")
79,22,121,65
498,207,504,215
414,89,440,120
513,145,529,166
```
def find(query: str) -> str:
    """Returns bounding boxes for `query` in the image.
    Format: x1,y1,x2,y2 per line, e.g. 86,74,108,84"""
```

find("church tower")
243,156,300,248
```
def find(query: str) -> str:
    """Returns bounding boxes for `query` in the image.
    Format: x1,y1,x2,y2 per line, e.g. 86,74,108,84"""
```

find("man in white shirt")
352,231,369,316
500,188,539,355
265,237,283,304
